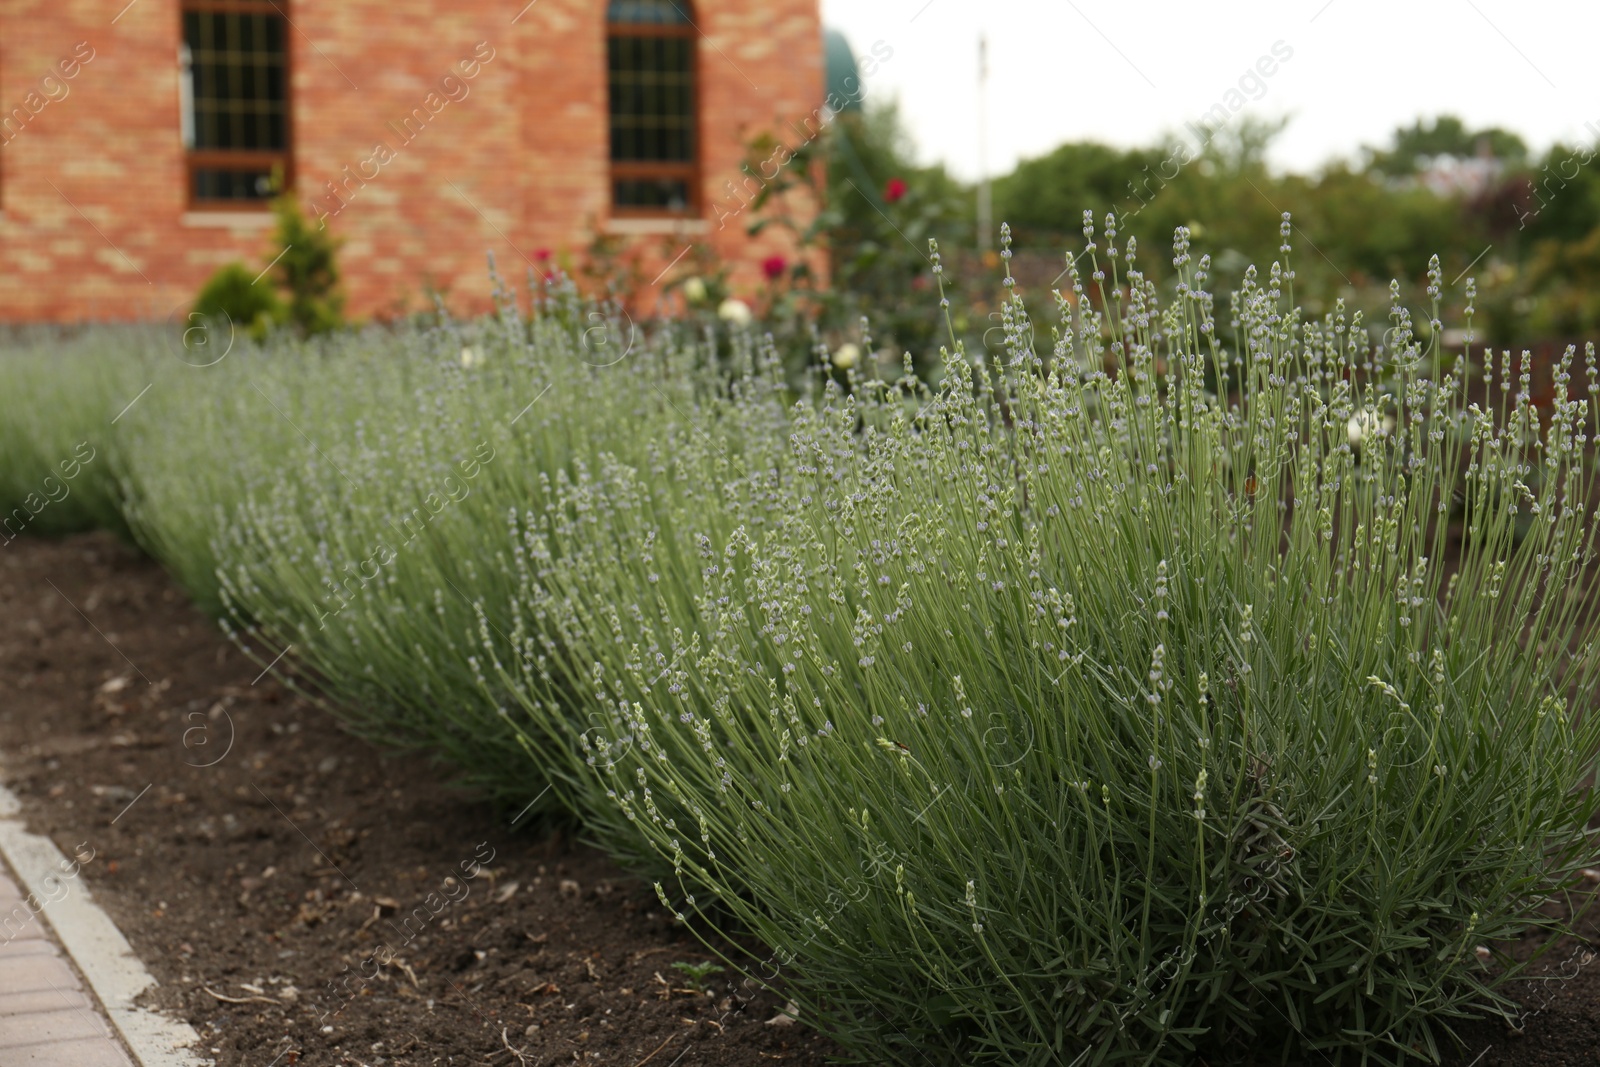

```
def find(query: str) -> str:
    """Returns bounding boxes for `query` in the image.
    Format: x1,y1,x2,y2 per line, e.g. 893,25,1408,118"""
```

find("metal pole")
976,33,992,254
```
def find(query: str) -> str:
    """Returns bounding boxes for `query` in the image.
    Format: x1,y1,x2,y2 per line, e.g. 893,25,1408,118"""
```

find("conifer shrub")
269,190,345,335
188,188,343,344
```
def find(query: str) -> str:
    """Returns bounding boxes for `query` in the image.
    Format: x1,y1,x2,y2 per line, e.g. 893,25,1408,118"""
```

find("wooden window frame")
605,8,701,219
180,0,294,211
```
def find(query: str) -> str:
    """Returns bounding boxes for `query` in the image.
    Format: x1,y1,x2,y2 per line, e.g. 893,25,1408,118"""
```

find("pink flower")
762,254,787,281
534,247,552,261
884,177,908,203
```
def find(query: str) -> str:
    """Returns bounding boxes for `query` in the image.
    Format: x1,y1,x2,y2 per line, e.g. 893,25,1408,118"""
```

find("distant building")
0,0,823,322
1412,153,1505,200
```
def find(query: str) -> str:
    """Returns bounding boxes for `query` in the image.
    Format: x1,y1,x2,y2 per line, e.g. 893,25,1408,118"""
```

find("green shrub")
0,330,151,540
189,190,343,342
113,272,797,813
193,262,286,342
269,190,345,335
499,220,1600,1064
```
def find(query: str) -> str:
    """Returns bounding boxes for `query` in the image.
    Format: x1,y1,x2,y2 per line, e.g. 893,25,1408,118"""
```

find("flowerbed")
3,219,1599,1064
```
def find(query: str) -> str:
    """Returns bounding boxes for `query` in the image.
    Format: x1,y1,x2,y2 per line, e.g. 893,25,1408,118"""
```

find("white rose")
460,347,478,368
717,298,753,327
683,277,708,304
832,343,860,370
1346,409,1392,447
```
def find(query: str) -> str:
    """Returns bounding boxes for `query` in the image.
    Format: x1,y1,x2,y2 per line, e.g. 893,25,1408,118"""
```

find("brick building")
0,0,825,322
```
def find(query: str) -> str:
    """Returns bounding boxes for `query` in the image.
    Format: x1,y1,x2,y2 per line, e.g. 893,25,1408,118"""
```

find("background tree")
1364,114,1528,177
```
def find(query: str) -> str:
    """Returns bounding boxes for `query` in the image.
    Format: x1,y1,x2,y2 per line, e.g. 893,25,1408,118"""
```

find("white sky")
817,0,1600,180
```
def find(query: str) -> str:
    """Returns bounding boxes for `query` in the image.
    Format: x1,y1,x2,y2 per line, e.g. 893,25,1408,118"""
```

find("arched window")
606,0,698,216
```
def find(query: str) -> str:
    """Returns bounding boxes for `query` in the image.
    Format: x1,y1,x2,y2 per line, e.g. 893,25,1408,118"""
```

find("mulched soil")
0,531,837,1067
4,530,1600,1066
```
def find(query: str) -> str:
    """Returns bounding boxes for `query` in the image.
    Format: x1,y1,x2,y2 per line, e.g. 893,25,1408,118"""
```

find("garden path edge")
0,769,210,1067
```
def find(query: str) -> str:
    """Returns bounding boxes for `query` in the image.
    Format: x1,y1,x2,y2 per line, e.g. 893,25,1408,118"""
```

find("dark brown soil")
5,530,1600,1067
0,531,837,1067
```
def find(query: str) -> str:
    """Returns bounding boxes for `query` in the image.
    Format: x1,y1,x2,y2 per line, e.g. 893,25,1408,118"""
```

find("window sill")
602,216,709,236
181,210,275,229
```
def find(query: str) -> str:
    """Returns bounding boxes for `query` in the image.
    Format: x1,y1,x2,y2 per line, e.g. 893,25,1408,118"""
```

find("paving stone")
0,944,55,962
0,1036,133,1066
0,956,76,998
0,1008,108,1049
0,990,91,1018
0,903,50,942
0,808,153,1065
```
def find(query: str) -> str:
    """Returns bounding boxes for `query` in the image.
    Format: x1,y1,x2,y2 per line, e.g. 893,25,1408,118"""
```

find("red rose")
884,177,908,203
534,247,551,261
762,254,787,281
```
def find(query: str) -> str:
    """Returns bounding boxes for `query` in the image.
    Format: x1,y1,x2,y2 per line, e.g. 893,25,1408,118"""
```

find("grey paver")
0,990,91,1018
0,1036,134,1066
0,1007,109,1049
0,858,136,1065
0,914,50,943
0,957,75,998
0,944,58,962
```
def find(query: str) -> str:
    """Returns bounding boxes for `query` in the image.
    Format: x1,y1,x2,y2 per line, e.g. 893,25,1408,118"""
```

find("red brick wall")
0,0,823,323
